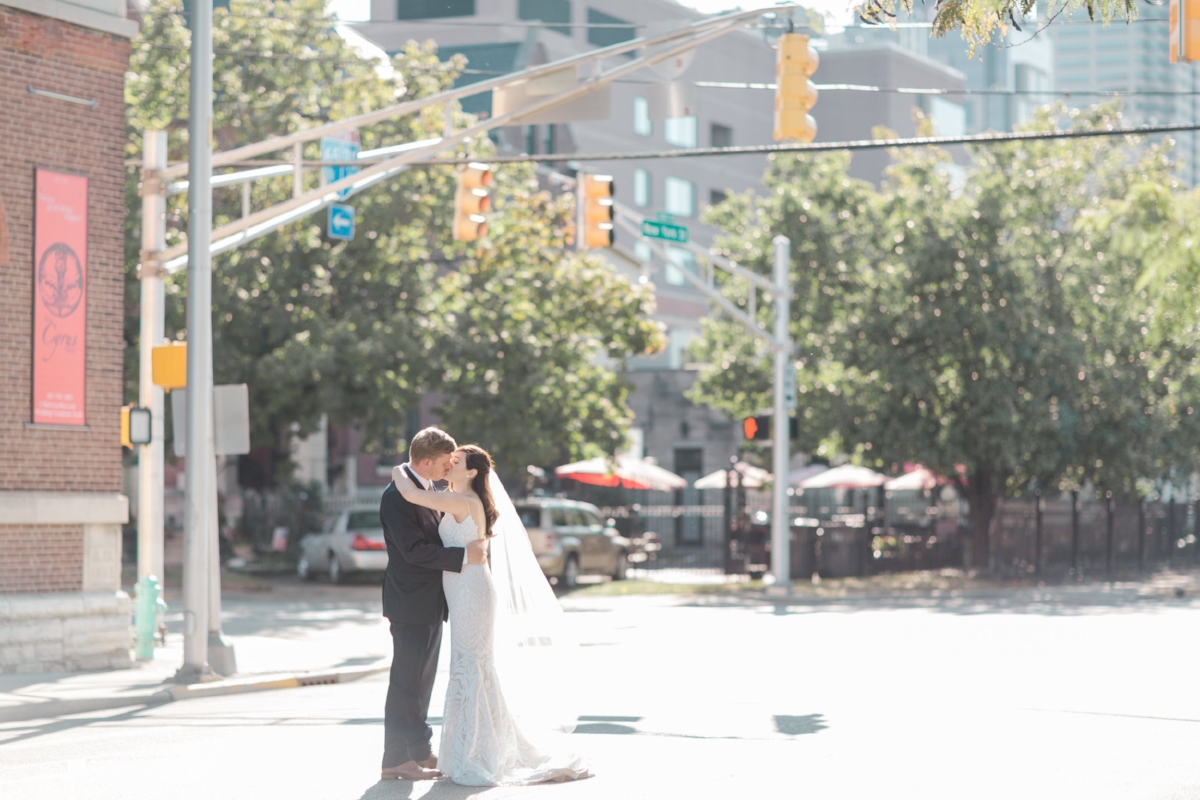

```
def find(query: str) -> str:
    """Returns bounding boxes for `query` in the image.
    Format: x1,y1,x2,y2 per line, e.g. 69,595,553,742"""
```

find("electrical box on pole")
774,33,819,142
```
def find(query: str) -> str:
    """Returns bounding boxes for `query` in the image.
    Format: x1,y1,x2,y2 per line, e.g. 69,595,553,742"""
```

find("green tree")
689,108,1200,568
125,0,663,485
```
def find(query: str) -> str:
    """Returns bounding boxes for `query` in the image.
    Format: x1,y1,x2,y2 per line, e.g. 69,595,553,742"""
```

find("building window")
633,168,651,207
709,188,728,206
634,240,652,263
518,0,571,36
710,123,732,147
664,116,697,148
398,0,475,20
664,176,695,217
664,245,695,286
675,447,703,473
633,96,652,136
929,97,965,137
587,8,635,48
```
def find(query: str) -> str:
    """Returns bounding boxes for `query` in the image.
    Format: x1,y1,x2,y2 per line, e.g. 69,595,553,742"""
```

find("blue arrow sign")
328,204,354,241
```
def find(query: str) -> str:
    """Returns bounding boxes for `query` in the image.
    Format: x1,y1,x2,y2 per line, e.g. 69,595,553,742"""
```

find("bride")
391,445,589,786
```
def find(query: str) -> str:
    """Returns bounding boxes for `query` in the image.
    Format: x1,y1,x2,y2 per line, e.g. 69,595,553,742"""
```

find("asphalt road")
2,583,1199,800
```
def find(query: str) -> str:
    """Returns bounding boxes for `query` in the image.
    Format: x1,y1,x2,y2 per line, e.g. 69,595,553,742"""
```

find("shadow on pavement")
355,780,507,799
774,713,827,735
679,586,1200,617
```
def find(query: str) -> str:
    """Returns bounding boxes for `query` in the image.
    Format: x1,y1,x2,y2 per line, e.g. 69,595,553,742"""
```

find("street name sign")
641,219,689,243
328,203,355,241
320,129,360,199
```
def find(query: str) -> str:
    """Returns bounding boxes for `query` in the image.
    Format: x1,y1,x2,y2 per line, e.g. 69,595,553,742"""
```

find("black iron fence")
990,494,1200,577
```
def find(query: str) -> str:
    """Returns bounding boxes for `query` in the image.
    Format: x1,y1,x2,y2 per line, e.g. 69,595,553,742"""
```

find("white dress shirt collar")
403,463,433,490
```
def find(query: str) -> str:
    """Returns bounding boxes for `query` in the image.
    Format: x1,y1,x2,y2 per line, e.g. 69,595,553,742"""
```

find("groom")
379,427,488,781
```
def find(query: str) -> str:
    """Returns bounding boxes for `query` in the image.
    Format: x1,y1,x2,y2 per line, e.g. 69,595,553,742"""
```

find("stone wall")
0,591,132,673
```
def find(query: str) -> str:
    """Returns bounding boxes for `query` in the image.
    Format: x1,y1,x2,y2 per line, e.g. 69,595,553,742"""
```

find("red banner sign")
32,169,88,426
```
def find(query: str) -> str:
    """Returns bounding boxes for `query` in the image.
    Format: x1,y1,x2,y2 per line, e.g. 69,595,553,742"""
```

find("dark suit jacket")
379,467,465,625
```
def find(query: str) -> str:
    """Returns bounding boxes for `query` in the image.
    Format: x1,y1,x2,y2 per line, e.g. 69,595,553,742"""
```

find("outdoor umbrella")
789,464,828,486
554,455,688,491
693,461,772,490
883,467,938,492
799,463,888,489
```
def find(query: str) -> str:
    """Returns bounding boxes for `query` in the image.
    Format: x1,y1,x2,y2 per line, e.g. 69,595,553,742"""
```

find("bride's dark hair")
459,444,499,536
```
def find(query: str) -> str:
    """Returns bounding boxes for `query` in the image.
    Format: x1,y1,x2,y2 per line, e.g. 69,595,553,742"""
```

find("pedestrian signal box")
743,416,771,441
453,162,492,242
774,33,819,143
578,173,615,249
151,342,187,391
743,415,799,441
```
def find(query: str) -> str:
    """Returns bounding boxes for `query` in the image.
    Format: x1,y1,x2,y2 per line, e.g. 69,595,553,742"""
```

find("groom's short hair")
409,427,457,464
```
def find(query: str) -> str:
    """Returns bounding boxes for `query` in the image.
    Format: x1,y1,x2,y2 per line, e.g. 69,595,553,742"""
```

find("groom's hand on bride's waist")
466,538,489,565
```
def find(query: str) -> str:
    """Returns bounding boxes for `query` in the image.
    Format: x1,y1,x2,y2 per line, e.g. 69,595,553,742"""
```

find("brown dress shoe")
417,754,438,770
380,761,442,781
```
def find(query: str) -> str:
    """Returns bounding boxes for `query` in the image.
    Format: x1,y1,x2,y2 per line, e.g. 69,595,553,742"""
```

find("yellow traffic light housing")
1171,0,1200,62
151,342,187,390
121,404,133,449
453,162,492,242
578,173,614,250
774,32,819,143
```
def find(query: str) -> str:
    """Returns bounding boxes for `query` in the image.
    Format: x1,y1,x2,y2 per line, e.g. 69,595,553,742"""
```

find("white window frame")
664,176,695,218
633,96,652,137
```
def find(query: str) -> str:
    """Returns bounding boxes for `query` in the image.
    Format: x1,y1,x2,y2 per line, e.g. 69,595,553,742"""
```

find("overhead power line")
404,122,1200,165
696,80,1200,98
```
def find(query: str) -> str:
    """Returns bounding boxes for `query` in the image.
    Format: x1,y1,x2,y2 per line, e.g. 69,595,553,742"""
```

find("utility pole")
138,131,167,591
771,235,792,592
177,0,215,683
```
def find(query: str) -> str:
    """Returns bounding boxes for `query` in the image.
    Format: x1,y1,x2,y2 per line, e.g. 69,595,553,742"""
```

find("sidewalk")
0,583,393,723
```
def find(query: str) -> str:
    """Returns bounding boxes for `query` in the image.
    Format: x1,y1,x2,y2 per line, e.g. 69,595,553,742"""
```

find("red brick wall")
0,8,130,493
0,525,83,593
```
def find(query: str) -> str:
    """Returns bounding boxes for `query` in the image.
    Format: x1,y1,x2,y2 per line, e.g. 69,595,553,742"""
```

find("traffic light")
453,162,492,242
577,173,614,250
743,416,771,441
774,32,819,143
742,415,799,441
1171,0,1200,62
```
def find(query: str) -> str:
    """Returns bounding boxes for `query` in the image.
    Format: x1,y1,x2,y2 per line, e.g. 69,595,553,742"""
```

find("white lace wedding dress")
438,512,589,786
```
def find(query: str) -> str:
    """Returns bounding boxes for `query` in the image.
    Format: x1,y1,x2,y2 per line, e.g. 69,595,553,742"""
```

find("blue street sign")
328,204,354,241
641,219,689,243
321,131,360,199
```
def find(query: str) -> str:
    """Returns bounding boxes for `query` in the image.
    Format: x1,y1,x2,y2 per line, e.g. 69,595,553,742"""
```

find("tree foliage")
689,107,1200,567
858,0,1138,50
124,0,663,485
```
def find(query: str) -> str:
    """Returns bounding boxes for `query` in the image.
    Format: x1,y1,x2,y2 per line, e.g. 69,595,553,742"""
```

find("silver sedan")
296,507,388,584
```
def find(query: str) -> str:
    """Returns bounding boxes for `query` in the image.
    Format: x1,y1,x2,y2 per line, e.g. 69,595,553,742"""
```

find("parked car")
514,498,632,589
297,507,387,584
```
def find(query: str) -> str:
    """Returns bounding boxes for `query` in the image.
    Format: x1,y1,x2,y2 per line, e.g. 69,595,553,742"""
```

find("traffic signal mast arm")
147,7,791,272
612,208,785,352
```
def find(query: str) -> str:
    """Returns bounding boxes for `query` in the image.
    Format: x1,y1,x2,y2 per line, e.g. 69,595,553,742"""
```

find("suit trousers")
382,619,443,768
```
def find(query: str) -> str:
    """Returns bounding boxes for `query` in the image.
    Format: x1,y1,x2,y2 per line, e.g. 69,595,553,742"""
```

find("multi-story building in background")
1048,7,1200,185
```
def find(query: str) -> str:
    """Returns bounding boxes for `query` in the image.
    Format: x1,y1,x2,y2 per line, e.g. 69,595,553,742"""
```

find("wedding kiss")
377,426,590,786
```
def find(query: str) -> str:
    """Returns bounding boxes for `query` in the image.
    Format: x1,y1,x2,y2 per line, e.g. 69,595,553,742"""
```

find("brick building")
0,0,136,672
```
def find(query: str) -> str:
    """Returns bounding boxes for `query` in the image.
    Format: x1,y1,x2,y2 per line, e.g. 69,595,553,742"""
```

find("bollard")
136,575,161,660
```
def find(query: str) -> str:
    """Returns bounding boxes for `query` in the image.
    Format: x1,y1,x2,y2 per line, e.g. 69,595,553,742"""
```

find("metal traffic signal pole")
771,235,792,592
177,0,216,683
138,131,167,593
613,206,794,590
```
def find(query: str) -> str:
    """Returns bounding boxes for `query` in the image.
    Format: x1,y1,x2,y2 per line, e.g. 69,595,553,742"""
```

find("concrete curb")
0,663,390,724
